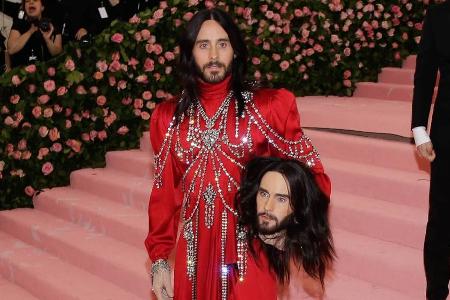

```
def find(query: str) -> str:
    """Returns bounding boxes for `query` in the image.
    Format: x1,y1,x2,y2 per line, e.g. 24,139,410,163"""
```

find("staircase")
0,55,432,299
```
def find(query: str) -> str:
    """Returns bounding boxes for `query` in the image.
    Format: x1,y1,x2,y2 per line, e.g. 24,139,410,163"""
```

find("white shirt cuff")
412,126,431,147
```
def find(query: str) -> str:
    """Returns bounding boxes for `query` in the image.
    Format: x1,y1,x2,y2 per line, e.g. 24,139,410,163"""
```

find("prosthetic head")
237,157,334,285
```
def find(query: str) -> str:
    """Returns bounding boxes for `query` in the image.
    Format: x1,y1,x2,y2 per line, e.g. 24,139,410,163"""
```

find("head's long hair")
236,157,335,285
175,8,250,124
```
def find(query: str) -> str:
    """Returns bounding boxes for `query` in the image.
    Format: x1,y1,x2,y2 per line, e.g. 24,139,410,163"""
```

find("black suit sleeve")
411,6,439,129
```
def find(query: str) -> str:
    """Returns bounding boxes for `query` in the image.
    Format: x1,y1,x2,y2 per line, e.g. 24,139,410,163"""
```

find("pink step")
106,149,154,178
0,230,142,300
330,191,426,249
305,129,429,173
325,273,421,300
378,67,414,85
333,228,425,297
0,275,39,300
70,168,151,211
403,55,416,69
34,187,147,248
0,209,150,298
297,97,413,138
324,157,430,209
354,82,414,101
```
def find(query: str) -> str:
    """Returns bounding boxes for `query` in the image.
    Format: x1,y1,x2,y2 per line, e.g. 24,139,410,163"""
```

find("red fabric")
145,82,331,300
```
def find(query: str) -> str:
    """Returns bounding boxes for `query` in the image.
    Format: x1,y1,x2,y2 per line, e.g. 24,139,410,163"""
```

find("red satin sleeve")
145,103,182,261
268,89,332,197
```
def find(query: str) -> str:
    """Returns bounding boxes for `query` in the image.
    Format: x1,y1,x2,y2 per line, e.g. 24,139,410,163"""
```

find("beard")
196,60,232,83
256,212,293,235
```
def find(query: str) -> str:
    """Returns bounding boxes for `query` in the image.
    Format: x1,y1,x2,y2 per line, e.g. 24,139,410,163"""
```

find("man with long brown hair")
145,8,330,300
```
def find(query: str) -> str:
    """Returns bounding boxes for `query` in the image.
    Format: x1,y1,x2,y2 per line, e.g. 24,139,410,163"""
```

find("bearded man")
145,8,331,300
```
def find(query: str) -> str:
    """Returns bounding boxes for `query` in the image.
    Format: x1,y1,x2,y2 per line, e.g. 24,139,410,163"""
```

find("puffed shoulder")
252,88,298,122
150,99,178,151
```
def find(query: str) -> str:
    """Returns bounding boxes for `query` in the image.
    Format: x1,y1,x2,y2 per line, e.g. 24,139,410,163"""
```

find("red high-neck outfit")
145,77,331,300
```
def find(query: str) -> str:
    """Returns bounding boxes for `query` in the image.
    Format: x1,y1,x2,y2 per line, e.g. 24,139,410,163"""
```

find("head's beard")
196,60,232,83
256,212,293,235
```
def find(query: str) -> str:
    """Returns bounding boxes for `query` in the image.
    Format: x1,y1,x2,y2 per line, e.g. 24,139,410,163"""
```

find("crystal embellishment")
201,129,219,151
203,183,216,228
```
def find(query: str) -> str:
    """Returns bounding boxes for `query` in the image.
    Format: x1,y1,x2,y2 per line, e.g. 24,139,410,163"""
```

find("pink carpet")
0,55,432,299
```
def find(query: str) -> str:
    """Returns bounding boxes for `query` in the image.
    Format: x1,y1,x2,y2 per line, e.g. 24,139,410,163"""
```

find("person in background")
411,1,450,299
7,0,62,68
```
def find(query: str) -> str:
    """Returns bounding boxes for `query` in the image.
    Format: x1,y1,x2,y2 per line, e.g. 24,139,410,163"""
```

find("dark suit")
412,2,450,299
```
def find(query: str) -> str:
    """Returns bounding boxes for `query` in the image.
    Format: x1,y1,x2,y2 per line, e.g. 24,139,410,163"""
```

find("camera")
31,18,52,32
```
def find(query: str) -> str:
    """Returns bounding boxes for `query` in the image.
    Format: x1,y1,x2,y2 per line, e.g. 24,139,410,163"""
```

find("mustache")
203,61,226,70
257,212,278,222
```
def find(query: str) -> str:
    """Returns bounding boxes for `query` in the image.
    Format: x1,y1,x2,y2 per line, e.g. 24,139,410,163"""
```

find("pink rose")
38,147,50,160
142,91,152,100
118,80,127,90
47,67,56,76
272,53,281,61
65,59,76,71
90,86,99,94
76,85,87,94
141,111,151,120
28,84,37,93
11,75,21,86
42,162,54,176
96,60,108,72
144,58,155,72
53,104,63,113
43,108,53,118
49,128,60,141
165,66,172,74
134,32,142,41
343,47,351,56
81,133,90,142
111,33,124,43
156,90,165,98
343,70,352,79
43,80,56,92
141,29,151,40
38,94,50,104
39,126,49,137
18,139,27,150
128,57,139,68
154,73,161,81
122,97,132,105
24,186,35,197
108,60,121,72
280,60,290,71
22,151,31,160
188,0,198,6
153,44,163,55
51,143,62,152
252,57,261,65
66,139,81,153
183,12,194,21
25,64,37,73
343,79,352,87
117,126,129,135
1,105,10,114
10,95,20,104
57,86,68,96
164,51,175,61
158,56,165,64
294,9,303,17
93,71,104,80
153,8,164,20
65,120,72,128
205,0,215,9
109,76,116,86
96,95,107,106
254,70,261,79
97,130,108,141
129,15,140,24
134,98,144,109
136,75,148,83
32,106,42,118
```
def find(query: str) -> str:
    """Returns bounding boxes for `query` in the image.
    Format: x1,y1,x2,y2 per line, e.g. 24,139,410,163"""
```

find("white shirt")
412,126,431,146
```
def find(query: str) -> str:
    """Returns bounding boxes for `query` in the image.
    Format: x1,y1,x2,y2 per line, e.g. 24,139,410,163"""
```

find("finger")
430,150,436,162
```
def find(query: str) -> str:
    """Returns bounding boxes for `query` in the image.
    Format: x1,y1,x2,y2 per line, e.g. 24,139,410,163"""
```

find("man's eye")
259,191,269,198
218,42,228,48
277,197,288,203
199,43,208,49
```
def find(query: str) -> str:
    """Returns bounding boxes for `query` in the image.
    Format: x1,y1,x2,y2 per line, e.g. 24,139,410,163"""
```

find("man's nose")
264,197,275,212
209,46,218,60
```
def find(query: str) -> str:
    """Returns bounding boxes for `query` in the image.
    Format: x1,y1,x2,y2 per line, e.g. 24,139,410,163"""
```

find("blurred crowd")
0,0,160,72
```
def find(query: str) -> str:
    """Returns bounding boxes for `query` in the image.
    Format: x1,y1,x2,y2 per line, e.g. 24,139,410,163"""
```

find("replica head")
237,157,334,285
174,8,250,124
22,0,45,20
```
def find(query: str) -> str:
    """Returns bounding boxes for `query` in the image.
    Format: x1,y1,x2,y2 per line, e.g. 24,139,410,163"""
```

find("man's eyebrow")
195,38,230,44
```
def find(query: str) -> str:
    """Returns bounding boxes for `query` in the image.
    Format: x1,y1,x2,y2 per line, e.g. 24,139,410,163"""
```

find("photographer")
7,0,62,68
